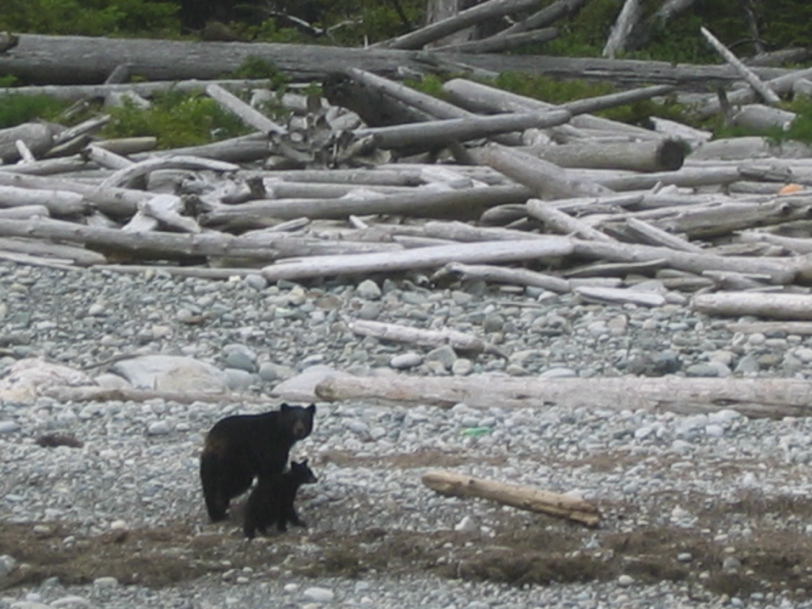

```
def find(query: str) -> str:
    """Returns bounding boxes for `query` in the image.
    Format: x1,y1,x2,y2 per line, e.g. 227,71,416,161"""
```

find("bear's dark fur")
199,403,316,522
243,459,317,539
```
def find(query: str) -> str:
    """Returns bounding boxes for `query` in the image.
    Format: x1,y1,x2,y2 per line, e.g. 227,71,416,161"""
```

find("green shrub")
102,89,251,148
0,91,70,128
0,0,179,36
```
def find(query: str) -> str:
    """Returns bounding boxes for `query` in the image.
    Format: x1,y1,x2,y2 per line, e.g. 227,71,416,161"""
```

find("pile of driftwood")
2,17,812,322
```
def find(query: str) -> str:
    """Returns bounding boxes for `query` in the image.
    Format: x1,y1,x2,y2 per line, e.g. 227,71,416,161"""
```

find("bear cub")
243,459,317,539
199,403,316,522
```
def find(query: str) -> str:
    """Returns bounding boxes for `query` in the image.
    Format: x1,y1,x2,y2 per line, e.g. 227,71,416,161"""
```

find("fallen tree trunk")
262,237,574,282
422,470,601,527
315,374,812,418
692,292,812,320
0,34,794,86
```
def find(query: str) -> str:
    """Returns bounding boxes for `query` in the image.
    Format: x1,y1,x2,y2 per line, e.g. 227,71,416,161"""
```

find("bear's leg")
200,453,229,522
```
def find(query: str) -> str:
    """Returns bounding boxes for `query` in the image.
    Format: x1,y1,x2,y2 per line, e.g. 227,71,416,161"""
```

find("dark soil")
3,488,812,600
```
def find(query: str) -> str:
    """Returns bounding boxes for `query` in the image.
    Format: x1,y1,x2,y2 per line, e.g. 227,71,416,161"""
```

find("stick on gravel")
422,470,601,527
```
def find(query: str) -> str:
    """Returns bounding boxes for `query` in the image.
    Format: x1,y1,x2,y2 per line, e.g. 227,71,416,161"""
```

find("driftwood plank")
422,470,601,527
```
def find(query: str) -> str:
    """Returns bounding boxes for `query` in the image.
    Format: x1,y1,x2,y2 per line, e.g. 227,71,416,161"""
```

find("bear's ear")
307,404,316,414
280,403,291,412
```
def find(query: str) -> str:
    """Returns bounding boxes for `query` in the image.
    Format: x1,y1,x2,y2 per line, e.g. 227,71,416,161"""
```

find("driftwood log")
0,34,794,87
421,470,601,527
315,374,812,419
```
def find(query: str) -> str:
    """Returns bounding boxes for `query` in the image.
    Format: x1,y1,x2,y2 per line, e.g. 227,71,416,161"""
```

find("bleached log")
477,144,612,199
374,0,546,50
793,78,812,100
624,0,697,51
0,171,149,217
84,144,134,170
649,117,711,148
206,83,286,135
434,27,558,53
570,238,797,284
264,180,413,199
729,104,796,131
700,27,781,106
634,197,812,239
597,165,741,191
442,78,661,139
422,470,600,527
688,136,812,161
0,122,58,163
99,155,239,189
434,262,571,292
574,285,667,307
624,217,703,252
0,251,77,270
701,270,770,291
496,0,589,36
692,292,812,320
603,0,642,59
347,319,505,356
262,237,574,282
15,140,36,163
527,198,614,241
527,138,686,172
0,237,106,266
344,68,474,121
138,194,200,234
90,137,157,155
201,184,533,224
693,66,812,119
0,205,49,219
738,230,812,254
0,184,88,217
0,217,406,263
354,109,572,151
725,321,812,335
51,115,111,148
316,374,812,418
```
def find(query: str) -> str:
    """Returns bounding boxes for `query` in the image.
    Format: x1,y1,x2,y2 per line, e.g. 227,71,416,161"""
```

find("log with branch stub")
421,470,601,527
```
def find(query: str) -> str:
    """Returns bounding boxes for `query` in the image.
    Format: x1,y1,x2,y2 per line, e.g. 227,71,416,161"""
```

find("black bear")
199,403,316,522
243,458,318,539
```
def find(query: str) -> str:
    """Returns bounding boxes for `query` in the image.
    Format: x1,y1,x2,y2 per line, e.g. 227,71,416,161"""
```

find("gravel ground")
2,261,812,609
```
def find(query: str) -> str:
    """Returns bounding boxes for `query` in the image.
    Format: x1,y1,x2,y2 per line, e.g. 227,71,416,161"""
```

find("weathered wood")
700,27,781,106
442,78,662,139
527,139,685,172
262,237,575,282
315,374,812,418
692,67,812,120
0,171,149,217
206,83,286,135
527,198,614,241
476,143,613,199
0,217,404,263
434,261,571,292
496,0,589,36
0,184,88,217
603,0,642,59
434,27,558,53
725,321,812,336
347,319,505,356
692,292,812,320
570,238,797,284
355,110,572,151
99,155,239,189
729,104,796,131
0,35,795,88
422,470,601,527
624,217,703,252
201,184,533,224
0,122,58,163
0,237,106,266
374,0,546,50
574,285,667,307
